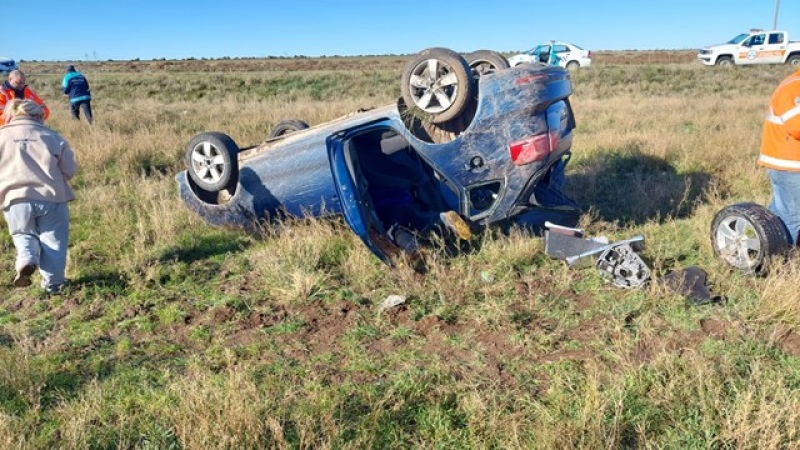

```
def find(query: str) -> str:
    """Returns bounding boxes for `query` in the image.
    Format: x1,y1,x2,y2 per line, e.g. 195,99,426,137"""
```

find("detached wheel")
185,132,239,193
401,47,476,124
465,50,510,79
269,119,309,139
711,203,790,275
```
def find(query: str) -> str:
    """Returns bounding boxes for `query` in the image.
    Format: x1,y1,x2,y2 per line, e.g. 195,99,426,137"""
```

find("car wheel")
185,132,240,193
710,202,790,275
269,119,309,139
716,56,733,67
787,55,800,66
465,50,510,79
401,47,476,124
565,61,580,70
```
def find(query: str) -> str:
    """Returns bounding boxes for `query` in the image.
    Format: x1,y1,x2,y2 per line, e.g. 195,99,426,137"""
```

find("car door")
553,44,570,67
326,121,394,264
534,44,550,64
737,33,767,65
762,32,788,64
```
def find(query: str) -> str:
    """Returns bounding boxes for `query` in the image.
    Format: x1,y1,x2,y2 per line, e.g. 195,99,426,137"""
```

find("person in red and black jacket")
0,70,50,122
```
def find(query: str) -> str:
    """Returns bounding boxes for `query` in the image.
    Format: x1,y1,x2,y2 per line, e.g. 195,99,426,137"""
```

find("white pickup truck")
697,30,800,66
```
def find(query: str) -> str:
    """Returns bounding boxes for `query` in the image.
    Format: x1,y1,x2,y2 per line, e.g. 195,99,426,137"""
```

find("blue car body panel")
177,63,580,259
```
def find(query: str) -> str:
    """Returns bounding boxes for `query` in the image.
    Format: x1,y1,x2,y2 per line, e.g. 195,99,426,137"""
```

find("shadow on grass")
70,270,129,293
158,233,251,264
566,142,713,225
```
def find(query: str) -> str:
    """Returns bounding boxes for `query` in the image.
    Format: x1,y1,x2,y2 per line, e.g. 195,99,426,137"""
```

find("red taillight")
509,132,559,166
587,50,592,58
514,73,545,86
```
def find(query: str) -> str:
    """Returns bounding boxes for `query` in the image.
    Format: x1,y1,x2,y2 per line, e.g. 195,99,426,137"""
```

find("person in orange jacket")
0,70,50,123
758,68,800,244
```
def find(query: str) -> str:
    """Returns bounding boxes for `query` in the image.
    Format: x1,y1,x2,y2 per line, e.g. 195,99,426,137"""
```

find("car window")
570,44,585,50
744,34,765,46
769,33,785,44
554,45,570,54
728,33,749,44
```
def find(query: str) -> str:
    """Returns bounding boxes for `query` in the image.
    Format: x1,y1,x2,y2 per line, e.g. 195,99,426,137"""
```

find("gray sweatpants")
4,200,70,291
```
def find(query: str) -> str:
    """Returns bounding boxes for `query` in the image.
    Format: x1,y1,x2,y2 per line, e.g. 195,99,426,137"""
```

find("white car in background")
0,57,18,74
508,42,592,70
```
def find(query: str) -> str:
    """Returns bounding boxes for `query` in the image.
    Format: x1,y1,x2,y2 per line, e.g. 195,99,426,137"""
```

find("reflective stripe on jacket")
0,85,51,121
759,70,800,171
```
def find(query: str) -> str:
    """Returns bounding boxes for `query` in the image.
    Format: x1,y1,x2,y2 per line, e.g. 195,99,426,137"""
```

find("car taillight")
509,131,559,166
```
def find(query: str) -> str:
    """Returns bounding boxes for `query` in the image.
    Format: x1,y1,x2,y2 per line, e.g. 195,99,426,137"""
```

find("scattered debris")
595,242,650,289
380,295,407,312
661,266,725,305
545,222,650,289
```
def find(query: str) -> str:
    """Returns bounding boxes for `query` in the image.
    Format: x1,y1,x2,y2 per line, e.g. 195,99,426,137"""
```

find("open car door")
326,121,396,264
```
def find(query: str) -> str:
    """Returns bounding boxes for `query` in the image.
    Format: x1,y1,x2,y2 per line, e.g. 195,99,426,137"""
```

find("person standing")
548,41,561,66
758,68,800,244
0,70,50,121
0,99,77,293
61,65,93,124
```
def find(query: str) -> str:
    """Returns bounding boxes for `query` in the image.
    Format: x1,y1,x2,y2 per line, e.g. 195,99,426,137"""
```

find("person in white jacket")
0,99,77,293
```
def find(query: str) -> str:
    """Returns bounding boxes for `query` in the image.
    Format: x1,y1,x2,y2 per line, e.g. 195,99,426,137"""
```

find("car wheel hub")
191,142,225,183
715,216,760,269
408,58,458,114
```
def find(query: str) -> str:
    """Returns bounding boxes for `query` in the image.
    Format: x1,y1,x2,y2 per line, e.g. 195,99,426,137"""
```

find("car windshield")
570,44,584,50
727,33,750,44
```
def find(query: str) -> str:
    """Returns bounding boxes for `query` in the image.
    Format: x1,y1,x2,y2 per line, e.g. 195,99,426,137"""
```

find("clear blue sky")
4,0,797,61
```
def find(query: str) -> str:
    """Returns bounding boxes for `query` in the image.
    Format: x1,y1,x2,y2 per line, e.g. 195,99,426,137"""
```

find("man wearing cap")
61,65,93,124
758,68,800,244
0,70,50,122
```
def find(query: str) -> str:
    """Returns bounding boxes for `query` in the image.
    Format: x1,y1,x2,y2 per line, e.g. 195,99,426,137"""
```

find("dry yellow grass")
3,58,800,448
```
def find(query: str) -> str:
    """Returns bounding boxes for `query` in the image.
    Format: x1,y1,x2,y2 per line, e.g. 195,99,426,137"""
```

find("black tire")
185,132,239,193
716,56,733,67
565,61,580,70
710,202,790,275
787,55,800,66
465,50,510,79
401,47,476,124
269,119,309,139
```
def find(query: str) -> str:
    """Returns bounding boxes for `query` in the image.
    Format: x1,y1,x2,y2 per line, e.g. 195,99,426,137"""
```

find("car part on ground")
544,224,650,289
178,47,578,264
710,202,791,275
269,119,309,139
465,50,510,79
661,266,725,305
400,47,476,124
595,243,650,289
185,132,239,194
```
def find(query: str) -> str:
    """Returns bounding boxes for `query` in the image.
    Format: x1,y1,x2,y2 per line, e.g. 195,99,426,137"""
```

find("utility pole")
773,0,780,30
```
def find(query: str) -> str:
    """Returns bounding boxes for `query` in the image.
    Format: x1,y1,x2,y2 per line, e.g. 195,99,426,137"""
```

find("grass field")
2,52,800,449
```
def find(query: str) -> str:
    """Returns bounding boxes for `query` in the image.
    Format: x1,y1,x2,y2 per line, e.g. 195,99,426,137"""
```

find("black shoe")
13,264,36,287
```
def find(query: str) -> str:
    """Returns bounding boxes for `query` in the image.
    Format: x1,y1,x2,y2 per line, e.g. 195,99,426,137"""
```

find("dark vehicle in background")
0,57,18,75
176,47,579,263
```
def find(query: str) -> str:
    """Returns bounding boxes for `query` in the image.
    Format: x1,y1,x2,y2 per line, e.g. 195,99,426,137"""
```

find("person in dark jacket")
61,65,93,124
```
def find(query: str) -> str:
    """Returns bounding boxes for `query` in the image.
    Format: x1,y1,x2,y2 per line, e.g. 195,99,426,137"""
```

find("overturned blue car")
176,47,580,263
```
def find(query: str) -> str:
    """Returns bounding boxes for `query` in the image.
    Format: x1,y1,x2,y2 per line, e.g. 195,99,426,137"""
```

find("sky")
3,0,797,61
